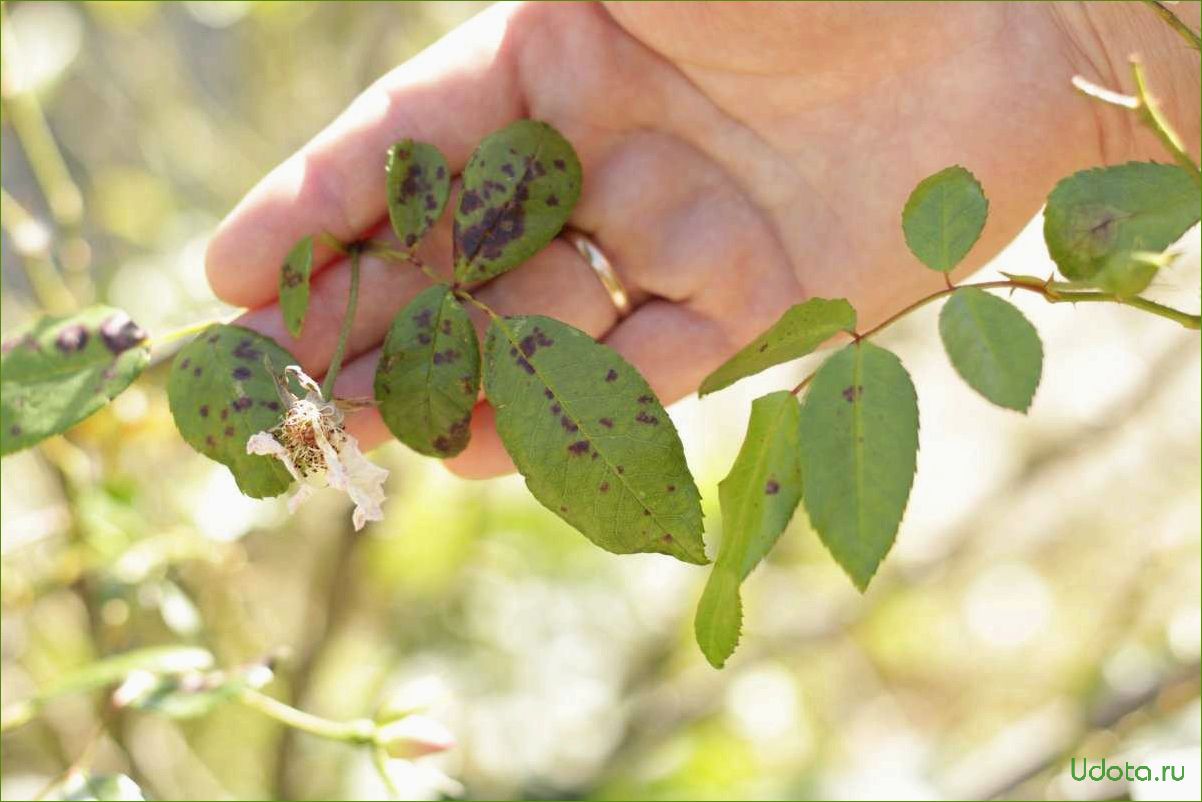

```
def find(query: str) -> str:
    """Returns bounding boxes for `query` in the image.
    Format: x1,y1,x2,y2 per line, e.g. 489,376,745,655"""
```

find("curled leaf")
279,236,314,338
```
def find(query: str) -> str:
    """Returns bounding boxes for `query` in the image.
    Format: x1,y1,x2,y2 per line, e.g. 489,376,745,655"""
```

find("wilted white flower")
247,365,388,530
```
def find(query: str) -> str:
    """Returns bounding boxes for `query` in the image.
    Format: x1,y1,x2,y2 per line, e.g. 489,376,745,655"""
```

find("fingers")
206,4,524,309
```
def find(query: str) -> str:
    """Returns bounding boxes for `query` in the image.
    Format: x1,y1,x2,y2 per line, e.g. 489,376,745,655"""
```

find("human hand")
205,1,1199,478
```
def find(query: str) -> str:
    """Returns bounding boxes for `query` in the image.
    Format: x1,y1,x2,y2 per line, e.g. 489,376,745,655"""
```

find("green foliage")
798,342,919,590
375,284,481,457
939,288,1043,412
695,391,802,668
387,139,451,249
453,120,581,283
699,298,857,396
483,315,706,564
279,236,314,338
1,306,149,455
1091,250,1164,297
1043,162,1200,281
42,646,215,699
902,165,989,272
58,774,146,801
167,324,298,498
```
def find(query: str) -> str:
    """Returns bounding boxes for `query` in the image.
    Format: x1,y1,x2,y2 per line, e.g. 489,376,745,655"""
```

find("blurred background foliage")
0,2,1199,800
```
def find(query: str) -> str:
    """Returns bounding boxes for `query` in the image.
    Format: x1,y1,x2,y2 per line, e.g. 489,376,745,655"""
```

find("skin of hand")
205,1,1201,479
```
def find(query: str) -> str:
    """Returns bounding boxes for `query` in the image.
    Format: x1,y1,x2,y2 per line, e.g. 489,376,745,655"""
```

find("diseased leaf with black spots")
1,306,150,455
386,140,450,250
374,284,480,457
799,342,918,590
1043,162,1199,281
695,391,802,668
483,315,706,564
902,165,989,273
453,121,581,283
279,236,314,338
939,288,1043,412
699,298,856,396
167,324,297,498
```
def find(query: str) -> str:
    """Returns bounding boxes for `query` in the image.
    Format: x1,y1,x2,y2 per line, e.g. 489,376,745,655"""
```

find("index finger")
205,3,523,309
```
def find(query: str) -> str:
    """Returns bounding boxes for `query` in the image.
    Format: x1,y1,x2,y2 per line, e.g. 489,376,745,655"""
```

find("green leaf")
59,774,146,801
374,284,480,457
695,391,802,668
1,306,150,455
387,139,450,250
453,120,581,283
1090,250,1164,297
279,236,314,338
902,165,989,272
799,342,918,590
1043,161,1200,281
167,324,298,498
938,288,1043,412
699,298,856,396
483,315,706,564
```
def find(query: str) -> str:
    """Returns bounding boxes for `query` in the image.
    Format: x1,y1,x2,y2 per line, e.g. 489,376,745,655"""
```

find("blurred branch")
0,188,77,314
0,4,84,230
273,524,364,798
980,662,1201,799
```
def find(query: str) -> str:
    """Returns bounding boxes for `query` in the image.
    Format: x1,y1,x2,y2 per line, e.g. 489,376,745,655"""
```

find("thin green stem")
236,687,375,744
1129,57,1201,181
321,248,362,399
791,276,1200,396
373,746,402,799
454,288,501,321
1140,0,1202,51
367,241,444,284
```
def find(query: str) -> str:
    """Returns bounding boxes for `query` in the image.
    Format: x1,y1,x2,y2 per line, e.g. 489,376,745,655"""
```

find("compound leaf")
799,342,918,590
279,236,314,338
902,165,989,272
454,121,581,283
375,284,480,457
483,315,705,564
699,298,856,396
167,324,297,498
1043,161,1200,281
387,139,450,250
939,288,1043,412
1,306,149,455
695,390,802,668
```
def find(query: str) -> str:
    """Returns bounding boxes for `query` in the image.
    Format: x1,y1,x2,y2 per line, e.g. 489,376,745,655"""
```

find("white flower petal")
247,431,303,482
327,432,388,531
286,483,315,514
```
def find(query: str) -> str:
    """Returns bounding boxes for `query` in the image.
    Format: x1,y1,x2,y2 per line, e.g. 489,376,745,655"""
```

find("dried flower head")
247,365,388,530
